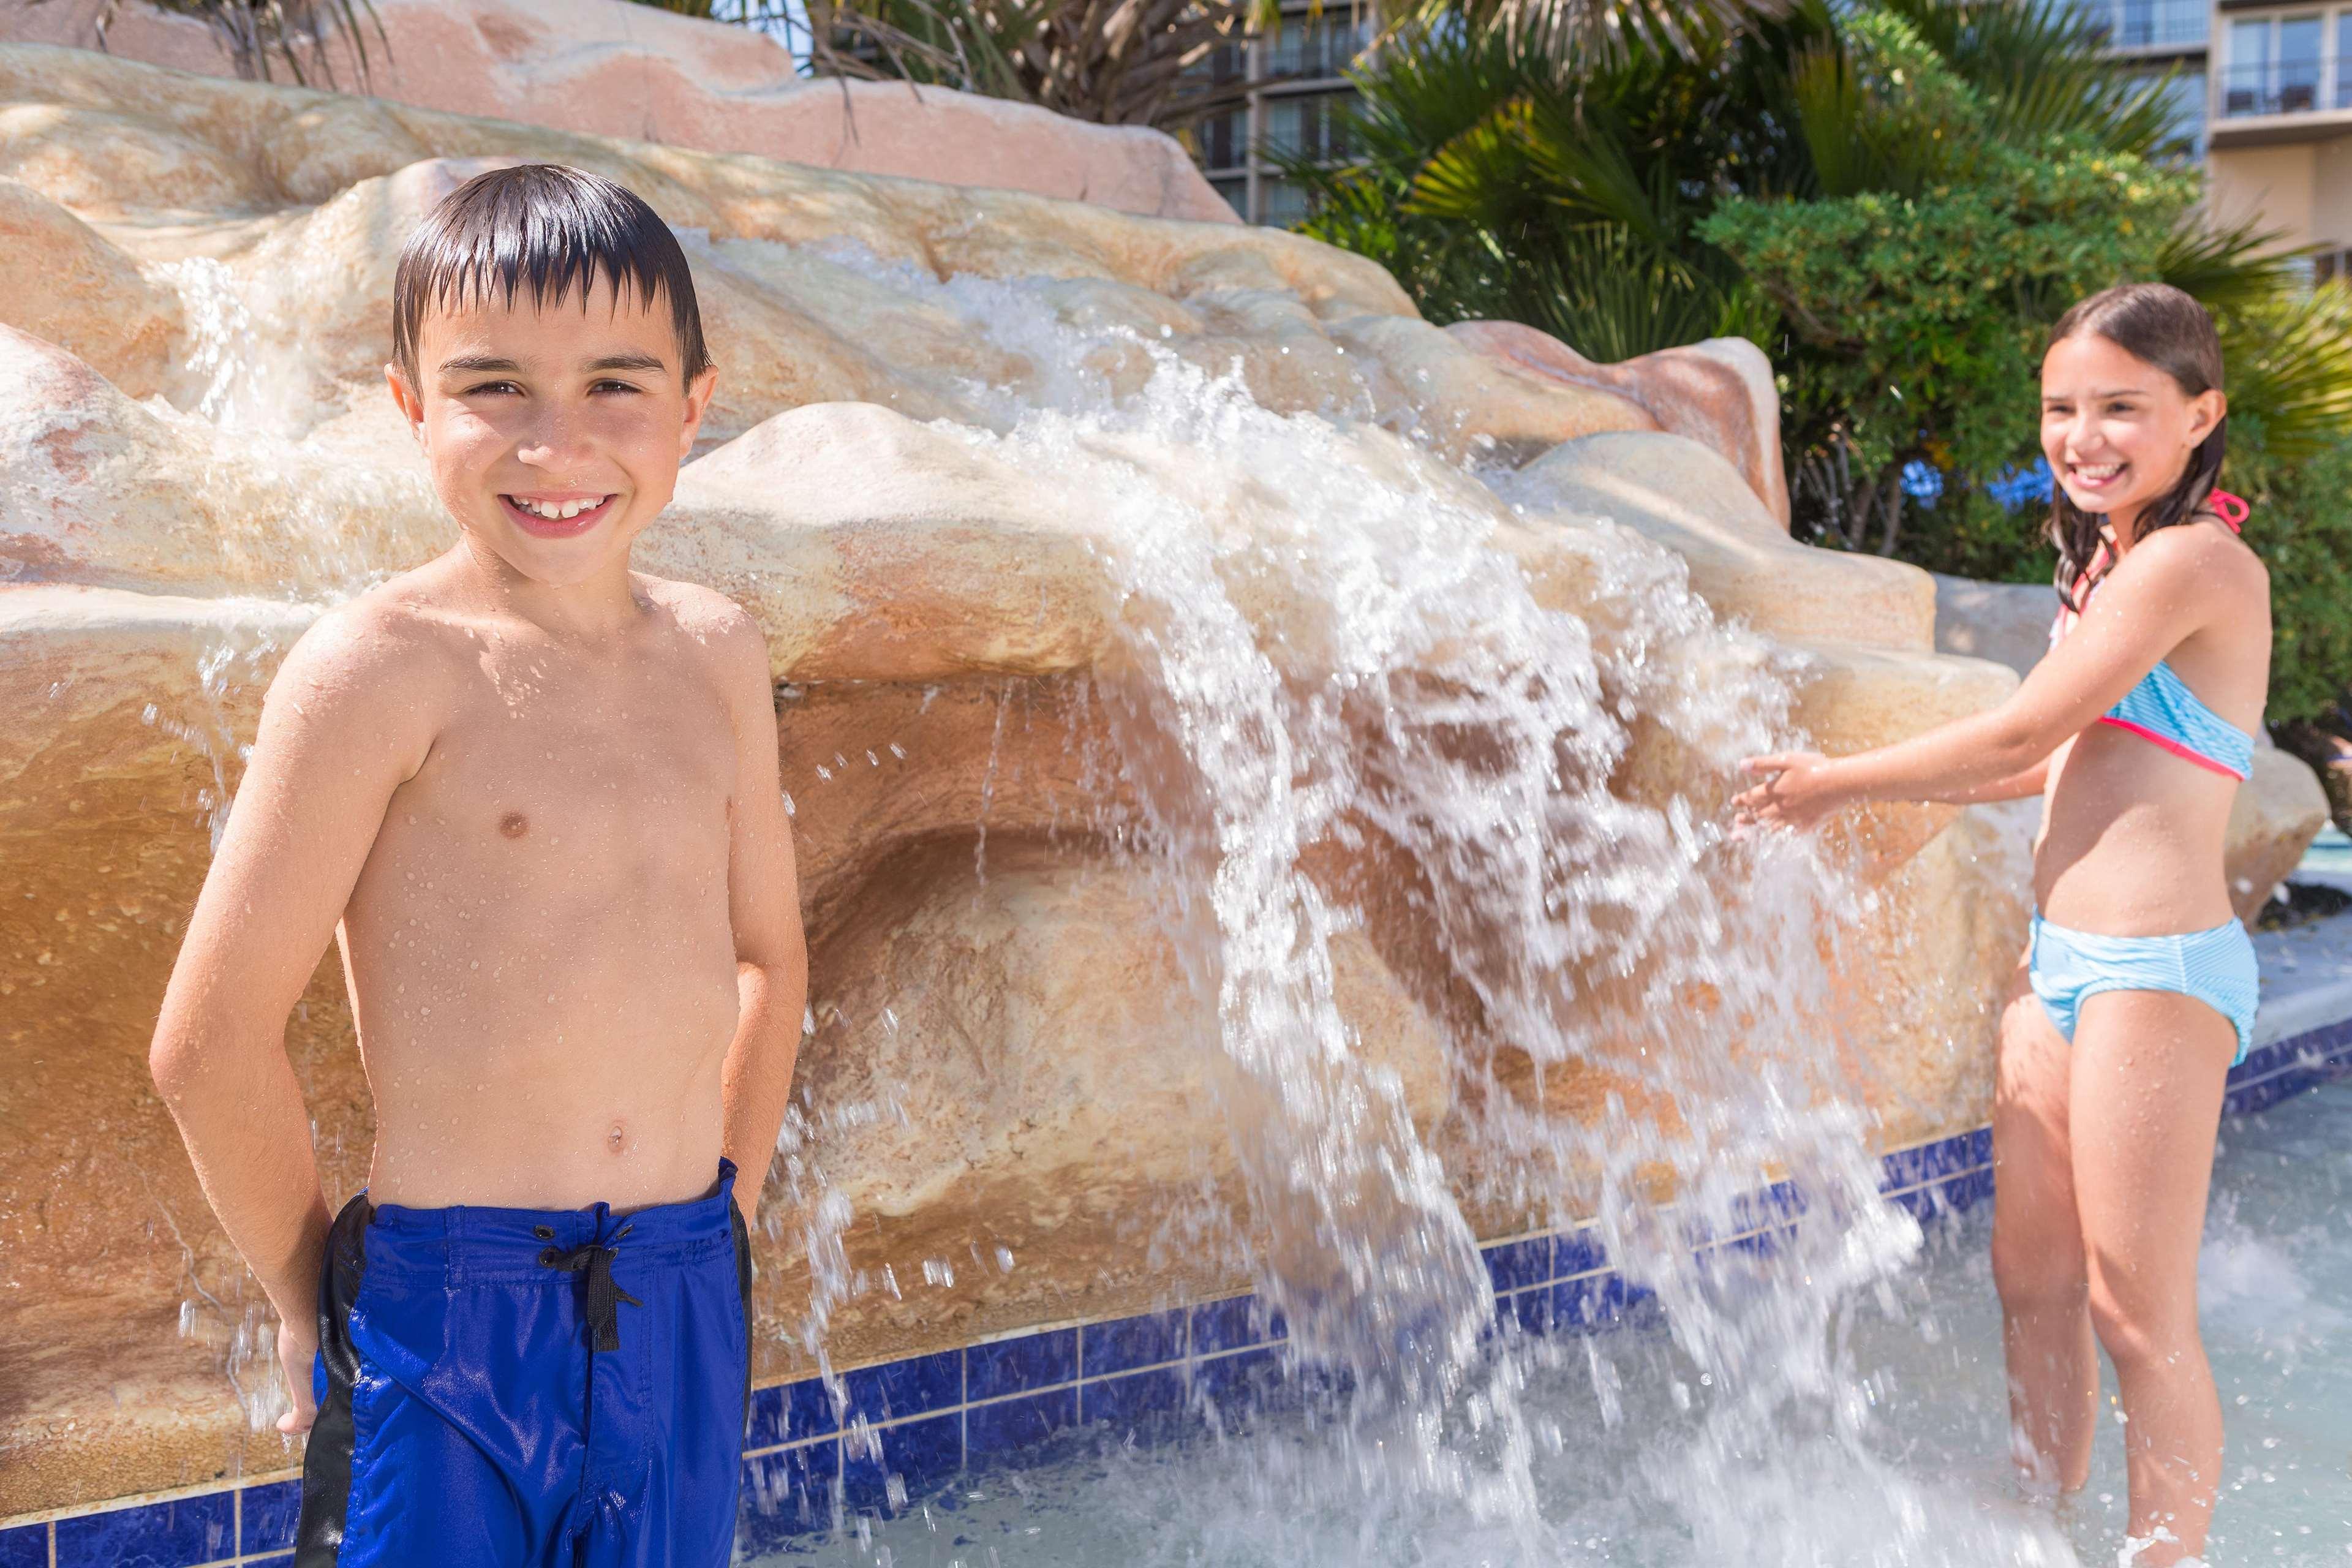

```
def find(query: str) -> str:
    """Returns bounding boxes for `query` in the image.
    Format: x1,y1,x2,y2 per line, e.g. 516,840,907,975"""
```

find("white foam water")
719,258,2079,1563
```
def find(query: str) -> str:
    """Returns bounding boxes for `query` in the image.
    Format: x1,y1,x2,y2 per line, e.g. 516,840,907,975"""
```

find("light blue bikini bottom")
2028,912,2258,1066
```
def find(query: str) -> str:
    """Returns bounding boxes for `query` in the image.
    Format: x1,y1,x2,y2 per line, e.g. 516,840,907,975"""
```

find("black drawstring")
538,1224,641,1352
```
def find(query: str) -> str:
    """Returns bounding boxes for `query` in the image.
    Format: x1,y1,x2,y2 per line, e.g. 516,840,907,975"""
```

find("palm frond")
45,0,387,87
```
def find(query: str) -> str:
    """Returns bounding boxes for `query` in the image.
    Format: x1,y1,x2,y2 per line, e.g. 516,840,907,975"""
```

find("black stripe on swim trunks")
294,1191,372,1567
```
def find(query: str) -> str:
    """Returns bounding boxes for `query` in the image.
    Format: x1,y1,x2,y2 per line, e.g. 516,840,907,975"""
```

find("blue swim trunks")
293,1161,753,1566
2029,913,2259,1066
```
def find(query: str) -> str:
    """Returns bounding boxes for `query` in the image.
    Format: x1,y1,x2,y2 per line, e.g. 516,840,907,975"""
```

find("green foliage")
1703,137,2194,501
1297,0,2352,718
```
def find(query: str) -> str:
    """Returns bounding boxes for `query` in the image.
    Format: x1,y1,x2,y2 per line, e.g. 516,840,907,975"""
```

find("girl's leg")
2068,987,2235,1564
1990,962,2098,1492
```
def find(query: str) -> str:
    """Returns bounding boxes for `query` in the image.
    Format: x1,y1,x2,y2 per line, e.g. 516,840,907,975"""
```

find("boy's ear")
385,363,426,445
678,364,720,462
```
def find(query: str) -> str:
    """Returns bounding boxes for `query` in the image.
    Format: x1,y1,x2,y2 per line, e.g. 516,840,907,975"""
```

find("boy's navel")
499,812,529,839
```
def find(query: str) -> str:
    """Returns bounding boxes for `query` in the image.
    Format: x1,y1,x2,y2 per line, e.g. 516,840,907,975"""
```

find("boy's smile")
390,275,717,594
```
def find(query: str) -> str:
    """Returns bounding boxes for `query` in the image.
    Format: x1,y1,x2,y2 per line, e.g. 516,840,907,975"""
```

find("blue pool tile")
1481,1236,1551,1294
741,1439,840,1551
1879,1132,1979,1193
1502,1284,1554,1337
246,1558,292,1567
240,1478,302,1553
841,1412,962,1514
56,1491,233,1568
0,1523,46,1568
1553,1272,1653,1332
1725,1180,1806,1237
1554,1227,1607,1278
966,1328,1076,1401
1192,1343,1283,1416
2228,1039,2290,1085
1720,1224,1797,1261
967,1387,1080,1460
1082,1308,1186,1376
1084,1365,1188,1431
842,1349,962,1426
1935,1165,1995,1213
2226,1076,2295,1117
1190,1295,1283,1354
1888,1184,1940,1224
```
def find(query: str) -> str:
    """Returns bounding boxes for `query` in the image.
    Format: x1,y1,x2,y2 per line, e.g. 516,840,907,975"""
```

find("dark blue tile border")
55,1491,232,1568
239,1479,300,1555
842,1349,961,1427
0,1521,46,1568
18,1011,2348,1558
1082,1309,1186,1376
967,1329,1076,1401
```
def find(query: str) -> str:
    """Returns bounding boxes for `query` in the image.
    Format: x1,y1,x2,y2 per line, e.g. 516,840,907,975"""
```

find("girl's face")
2040,331,2225,531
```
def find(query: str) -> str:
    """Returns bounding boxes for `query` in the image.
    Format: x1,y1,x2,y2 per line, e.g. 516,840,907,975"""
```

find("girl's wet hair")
391,164,710,387
2045,282,2227,611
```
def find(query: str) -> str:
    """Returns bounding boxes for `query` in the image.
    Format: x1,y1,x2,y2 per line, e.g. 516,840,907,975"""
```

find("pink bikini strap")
2207,489,2249,532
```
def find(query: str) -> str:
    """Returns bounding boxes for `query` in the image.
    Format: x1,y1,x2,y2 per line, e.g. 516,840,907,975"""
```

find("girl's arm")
1734,528,2233,829
1927,757,2051,805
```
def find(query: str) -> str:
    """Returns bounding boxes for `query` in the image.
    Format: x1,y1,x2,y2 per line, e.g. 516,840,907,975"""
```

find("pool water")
750,1077,2352,1566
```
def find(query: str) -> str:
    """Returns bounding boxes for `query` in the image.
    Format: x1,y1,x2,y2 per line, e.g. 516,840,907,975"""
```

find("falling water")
143,230,2087,1559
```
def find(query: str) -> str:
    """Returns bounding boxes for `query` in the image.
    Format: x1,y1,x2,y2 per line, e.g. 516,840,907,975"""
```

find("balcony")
2212,53,2352,146
2077,0,2211,52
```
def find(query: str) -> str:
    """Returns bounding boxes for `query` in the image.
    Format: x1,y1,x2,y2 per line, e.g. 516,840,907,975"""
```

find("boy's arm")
148,607,437,1431
709,608,807,1231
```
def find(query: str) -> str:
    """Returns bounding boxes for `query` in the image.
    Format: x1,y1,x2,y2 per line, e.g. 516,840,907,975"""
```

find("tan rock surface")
0,0,1237,223
0,48,2052,1518
1512,431,1934,651
1448,319,1790,525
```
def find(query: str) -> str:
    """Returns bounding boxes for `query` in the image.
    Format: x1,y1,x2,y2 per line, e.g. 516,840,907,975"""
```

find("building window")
2073,0,2209,49
2317,246,2351,285
2126,64,2209,156
2119,0,2210,49
2224,12,2328,116
1178,4,1368,225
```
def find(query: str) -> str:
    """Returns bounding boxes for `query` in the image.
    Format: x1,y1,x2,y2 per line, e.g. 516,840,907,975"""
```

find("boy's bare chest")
386,658,737,868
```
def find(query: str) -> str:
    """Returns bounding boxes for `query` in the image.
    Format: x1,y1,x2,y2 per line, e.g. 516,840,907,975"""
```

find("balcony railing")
2075,0,2209,50
2222,57,2350,117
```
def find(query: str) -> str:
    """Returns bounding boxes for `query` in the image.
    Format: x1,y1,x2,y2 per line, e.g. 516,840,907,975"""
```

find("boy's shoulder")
279,567,473,699
632,573,769,679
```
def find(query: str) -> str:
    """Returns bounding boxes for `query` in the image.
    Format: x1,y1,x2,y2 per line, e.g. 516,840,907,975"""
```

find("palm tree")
1380,0,1789,77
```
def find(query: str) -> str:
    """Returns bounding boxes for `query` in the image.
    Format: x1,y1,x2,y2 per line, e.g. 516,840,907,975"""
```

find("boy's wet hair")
2044,282,2228,612
391,164,711,388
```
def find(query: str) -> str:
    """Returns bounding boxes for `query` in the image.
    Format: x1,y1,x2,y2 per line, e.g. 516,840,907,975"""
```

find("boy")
148,165,807,1566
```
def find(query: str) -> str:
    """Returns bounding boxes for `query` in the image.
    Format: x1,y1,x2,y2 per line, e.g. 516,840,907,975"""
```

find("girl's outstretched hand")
1732,752,1844,832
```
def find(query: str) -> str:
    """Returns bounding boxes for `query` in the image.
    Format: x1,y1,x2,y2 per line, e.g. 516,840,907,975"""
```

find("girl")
1733,282,2269,1566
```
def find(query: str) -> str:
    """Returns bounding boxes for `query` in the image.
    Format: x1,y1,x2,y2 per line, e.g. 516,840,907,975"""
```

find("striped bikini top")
2048,491,2255,782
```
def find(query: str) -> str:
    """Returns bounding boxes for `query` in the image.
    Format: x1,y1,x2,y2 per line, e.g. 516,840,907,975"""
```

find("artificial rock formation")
0,0,1238,223
2,43,2027,1517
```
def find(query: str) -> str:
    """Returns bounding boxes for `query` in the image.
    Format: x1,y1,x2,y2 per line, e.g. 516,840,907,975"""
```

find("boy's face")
388,276,718,589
